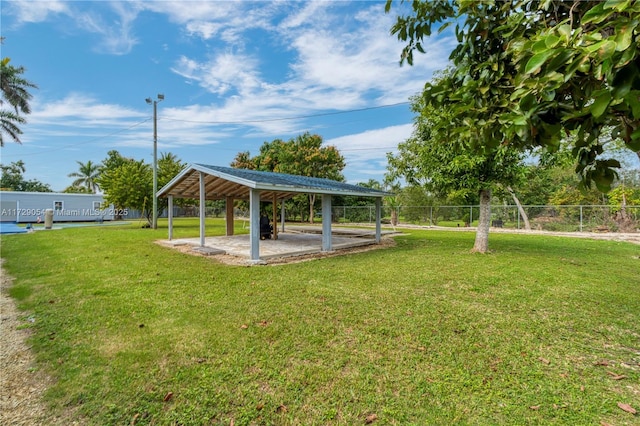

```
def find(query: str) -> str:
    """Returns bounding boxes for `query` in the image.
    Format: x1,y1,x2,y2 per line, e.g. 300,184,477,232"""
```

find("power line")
1,118,152,158
160,101,411,124
2,101,410,160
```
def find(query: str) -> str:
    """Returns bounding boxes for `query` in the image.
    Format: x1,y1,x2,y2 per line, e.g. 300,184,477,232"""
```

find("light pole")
145,93,164,229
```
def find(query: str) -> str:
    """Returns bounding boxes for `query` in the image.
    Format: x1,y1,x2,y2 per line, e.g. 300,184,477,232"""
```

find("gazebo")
156,164,390,261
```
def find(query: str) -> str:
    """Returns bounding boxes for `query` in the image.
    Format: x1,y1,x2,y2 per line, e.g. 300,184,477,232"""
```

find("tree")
67,160,101,193
387,96,525,252
230,151,257,170
100,150,130,173
231,132,346,223
99,159,152,221
63,184,93,194
0,55,38,146
386,0,639,193
157,152,187,215
1,160,52,192
95,150,186,222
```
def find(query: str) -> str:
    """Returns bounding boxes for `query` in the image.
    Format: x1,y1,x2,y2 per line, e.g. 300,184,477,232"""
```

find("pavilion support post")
199,172,205,247
272,193,278,240
250,189,261,261
225,196,234,236
375,197,382,243
281,200,286,233
321,194,332,252
168,195,173,240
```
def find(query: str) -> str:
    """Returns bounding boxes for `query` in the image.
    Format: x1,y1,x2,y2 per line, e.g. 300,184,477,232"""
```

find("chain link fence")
133,204,639,233
330,205,640,233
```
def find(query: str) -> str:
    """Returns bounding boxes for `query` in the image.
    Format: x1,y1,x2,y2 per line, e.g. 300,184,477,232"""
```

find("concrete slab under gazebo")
156,164,391,262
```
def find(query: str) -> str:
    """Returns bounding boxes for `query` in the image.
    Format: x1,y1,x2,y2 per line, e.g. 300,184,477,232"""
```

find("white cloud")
74,2,142,55
278,0,327,30
32,93,145,123
5,1,141,55
282,3,454,105
327,123,414,182
328,123,412,159
168,1,453,126
144,1,278,43
3,0,69,24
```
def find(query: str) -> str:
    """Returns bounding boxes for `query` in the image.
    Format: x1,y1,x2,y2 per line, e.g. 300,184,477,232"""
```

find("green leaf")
604,0,631,11
591,91,611,118
581,3,608,25
542,89,556,102
628,129,640,151
546,49,576,73
525,49,557,74
545,34,561,49
557,24,572,40
615,25,633,51
597,40,617,60
593,165,617,193
623,92,640,119
531,39,548,54
519,93,537,112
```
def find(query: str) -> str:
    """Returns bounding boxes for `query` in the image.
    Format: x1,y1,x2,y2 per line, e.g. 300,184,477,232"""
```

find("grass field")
1,219,639,425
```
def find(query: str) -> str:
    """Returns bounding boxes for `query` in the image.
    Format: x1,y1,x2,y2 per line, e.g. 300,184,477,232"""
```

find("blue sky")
1,0,455,191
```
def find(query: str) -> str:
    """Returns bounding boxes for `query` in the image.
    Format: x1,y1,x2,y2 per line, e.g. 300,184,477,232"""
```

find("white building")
0,191,115,223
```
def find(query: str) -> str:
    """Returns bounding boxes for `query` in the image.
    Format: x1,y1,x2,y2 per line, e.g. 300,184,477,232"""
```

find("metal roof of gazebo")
156,163,389,262
157,163,390,200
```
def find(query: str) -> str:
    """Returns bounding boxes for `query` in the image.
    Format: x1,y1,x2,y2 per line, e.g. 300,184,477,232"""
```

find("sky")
0,0,458,192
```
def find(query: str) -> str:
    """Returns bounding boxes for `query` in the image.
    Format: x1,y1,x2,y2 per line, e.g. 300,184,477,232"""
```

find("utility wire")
3,101,410,159
160,101,411,124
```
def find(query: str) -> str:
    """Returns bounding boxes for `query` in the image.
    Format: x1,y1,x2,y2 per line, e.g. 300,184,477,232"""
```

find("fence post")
517,206,520,229
580,205,583,232
470,206,473,226
430,206,433,226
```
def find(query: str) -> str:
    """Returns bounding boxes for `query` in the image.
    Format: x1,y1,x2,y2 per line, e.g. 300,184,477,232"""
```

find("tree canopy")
0,52,38,146
1,160,52,192
386,0,640,192
96,150,186,223
387,90,526,251
231,132,346,222
67,160,101,193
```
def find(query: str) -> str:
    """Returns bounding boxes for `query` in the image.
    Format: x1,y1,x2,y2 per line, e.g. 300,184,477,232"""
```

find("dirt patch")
0,260,80,426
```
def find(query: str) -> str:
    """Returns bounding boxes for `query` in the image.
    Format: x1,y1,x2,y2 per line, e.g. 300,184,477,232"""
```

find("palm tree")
68,160,101,193
0,56,38,146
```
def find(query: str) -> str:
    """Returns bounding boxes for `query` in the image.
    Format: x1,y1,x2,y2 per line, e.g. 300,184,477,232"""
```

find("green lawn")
1,219,639,425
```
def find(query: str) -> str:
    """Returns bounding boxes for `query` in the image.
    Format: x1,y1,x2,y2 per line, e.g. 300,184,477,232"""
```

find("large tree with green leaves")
98,159,152,221
231,132,346,222
387,96,525,252
386,0,640,193
96,150,186,223
0,54,38,146
67,160,101,193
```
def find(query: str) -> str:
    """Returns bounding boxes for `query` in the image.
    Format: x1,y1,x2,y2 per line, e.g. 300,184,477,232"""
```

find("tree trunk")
390,208,398,227
472,189,491,253
506,185,531,230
